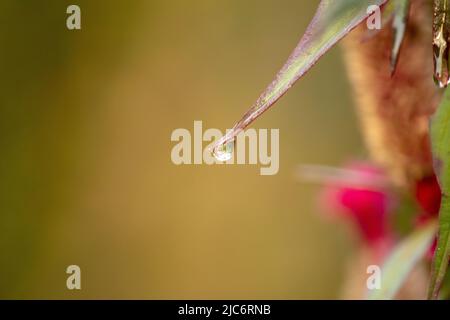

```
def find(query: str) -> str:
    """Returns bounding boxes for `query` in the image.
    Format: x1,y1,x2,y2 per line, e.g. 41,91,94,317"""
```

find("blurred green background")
0,0,364,298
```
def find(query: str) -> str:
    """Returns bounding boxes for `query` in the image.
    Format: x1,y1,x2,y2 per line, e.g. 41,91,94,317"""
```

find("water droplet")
212,140,234,162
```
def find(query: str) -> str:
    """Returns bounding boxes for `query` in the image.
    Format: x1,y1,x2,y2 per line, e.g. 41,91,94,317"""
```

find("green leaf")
428,87,450,299
213,0,389,148
368,221,437,300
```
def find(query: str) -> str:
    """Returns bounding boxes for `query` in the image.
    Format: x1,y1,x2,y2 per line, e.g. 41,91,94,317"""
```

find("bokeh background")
0,0,365,298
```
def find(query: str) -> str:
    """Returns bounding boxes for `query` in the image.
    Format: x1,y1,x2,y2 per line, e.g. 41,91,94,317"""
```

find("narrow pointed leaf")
368,221,437,300
390,0,410,73
428,87,450,299
213,0,388,150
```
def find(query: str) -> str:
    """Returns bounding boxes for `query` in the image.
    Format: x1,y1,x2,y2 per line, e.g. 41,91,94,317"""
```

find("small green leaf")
368,221,437,300
428,87,450,299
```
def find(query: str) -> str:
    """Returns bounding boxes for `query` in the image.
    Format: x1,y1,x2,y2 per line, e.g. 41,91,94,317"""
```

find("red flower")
319,162,395,247
415,174,441,217
413,174,441,260
339,188,390,244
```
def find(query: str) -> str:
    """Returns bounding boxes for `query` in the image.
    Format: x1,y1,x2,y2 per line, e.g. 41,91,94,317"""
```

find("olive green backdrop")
0,0,363,298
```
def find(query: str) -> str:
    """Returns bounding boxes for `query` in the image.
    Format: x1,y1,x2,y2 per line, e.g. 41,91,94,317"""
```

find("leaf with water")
368,221,437,300
212,0,388,155
428,87,450,299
